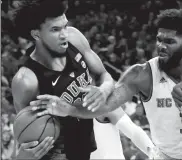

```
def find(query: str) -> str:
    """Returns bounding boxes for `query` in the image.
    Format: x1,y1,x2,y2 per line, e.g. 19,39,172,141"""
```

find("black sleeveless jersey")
23,42,97,159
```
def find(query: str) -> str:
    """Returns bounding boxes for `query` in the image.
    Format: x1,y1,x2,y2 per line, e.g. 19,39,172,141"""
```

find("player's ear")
31,30,40,41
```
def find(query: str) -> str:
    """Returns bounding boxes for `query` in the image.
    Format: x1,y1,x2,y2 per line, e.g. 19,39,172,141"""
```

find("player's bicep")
84,49,107,75
106,65,145,111
68,27,106,75
106,82,136,111
11,67,39,113
115,79,137,100
117,63,149,96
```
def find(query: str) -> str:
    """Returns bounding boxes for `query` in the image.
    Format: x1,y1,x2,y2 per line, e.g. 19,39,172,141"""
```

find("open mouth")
60,42,68,48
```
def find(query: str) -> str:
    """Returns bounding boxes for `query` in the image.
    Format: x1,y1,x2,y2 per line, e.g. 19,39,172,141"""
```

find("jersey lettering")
61,92,73,103
67,81,79,97
157,98,172,108
60,70,91,104
86,68,92,84
77,73,89,88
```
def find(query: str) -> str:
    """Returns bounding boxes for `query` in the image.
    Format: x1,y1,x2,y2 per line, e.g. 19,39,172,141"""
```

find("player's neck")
31,47,67,72
31,47,52,67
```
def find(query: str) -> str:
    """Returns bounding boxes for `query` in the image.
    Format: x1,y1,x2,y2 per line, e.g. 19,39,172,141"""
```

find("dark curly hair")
13,0,68,40
156,9,182,34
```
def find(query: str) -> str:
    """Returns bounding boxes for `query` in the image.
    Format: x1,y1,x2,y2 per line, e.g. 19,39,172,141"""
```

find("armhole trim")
141,62,153,103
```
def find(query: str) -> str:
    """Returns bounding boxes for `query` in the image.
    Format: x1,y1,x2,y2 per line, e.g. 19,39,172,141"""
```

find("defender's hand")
30,95,73,117
16,137,54,160
172,82,182,109
79,85,108,112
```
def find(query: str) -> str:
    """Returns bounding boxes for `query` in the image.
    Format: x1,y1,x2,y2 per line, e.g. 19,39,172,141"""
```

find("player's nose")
59,29,68,40
157,43,167,52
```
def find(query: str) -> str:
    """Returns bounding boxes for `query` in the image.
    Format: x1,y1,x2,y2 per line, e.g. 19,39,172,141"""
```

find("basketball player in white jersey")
78,9,182,159
29,9,182,159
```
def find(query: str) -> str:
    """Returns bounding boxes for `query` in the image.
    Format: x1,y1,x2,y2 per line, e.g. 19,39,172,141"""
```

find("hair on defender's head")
156,9,182,34
14,0,68,40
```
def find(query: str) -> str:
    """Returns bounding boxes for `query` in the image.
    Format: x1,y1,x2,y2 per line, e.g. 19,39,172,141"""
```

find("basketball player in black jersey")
11,0,114,160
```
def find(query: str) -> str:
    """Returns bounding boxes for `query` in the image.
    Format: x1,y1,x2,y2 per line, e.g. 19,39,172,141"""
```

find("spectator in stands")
1,126,14,160
130,103,149,127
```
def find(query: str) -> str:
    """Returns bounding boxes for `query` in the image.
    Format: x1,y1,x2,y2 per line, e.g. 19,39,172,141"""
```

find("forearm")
131,125,154,156
105,82,132,112
69,83,123,118
115,114,154,156
69,83,132,118
69,105,110,119
98,72,114,97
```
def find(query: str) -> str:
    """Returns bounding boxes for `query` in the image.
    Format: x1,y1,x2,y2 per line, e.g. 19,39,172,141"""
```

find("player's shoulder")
122,63,151,84
123,62,152,96
67,26,82,36
12,66,39,92
12,67,39,113
68,26,83,42
68,26,90,54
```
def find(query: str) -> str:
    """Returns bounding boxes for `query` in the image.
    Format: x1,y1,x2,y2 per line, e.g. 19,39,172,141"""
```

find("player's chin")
59,47,68,54
158,55,169,63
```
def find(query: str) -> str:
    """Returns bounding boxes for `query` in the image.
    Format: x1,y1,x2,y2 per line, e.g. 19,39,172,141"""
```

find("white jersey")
143,57,182,159
90,119,125,159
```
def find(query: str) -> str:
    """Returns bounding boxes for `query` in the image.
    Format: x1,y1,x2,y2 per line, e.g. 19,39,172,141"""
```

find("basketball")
13,106,61,144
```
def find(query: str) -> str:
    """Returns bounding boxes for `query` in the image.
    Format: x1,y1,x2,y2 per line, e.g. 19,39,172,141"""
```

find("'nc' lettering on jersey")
157,98,172,108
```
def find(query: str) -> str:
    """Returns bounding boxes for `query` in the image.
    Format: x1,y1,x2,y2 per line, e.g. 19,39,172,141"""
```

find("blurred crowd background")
1,0,181,159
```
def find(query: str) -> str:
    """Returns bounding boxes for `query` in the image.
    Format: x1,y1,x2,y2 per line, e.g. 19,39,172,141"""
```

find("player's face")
2,114,9,124
157,28,182,71
39,14,69,56
2,132,11,142
2,131,11,146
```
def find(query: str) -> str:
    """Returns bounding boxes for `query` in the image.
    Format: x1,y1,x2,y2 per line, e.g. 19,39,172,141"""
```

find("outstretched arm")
69,64,150,118
31,64,151,119
50,65,142,119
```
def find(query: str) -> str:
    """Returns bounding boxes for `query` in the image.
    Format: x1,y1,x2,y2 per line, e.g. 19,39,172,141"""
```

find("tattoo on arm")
70,64,144,118
105,64,144,112
106,82,134,112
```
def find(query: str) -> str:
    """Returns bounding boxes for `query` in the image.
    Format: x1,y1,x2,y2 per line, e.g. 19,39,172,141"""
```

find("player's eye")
164,39,176,44
156,37,161,42
51,27,60,32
